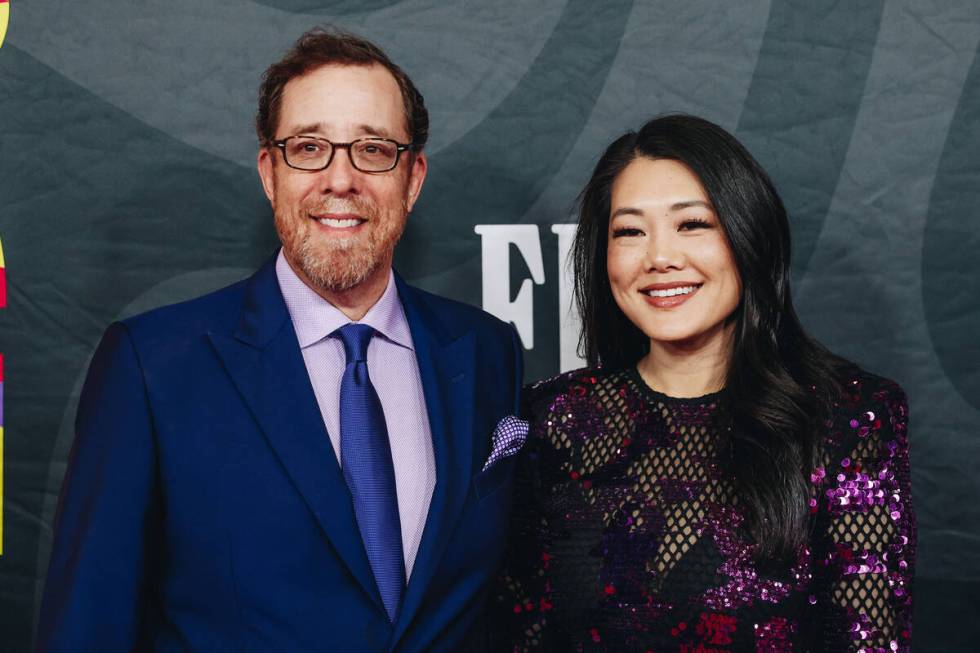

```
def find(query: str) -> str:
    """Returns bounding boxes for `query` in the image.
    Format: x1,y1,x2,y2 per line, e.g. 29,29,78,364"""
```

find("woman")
492,115,914,652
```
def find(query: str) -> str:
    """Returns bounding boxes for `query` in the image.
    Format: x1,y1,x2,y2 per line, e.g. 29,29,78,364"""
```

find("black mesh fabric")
490,367,915,652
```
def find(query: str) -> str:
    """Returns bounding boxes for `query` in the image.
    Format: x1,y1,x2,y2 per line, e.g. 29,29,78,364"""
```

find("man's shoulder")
120,274,251,342
397,279,514,341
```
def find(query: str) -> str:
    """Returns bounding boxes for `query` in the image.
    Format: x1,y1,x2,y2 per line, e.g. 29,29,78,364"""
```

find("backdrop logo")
0,0,9,49
475,223,584,372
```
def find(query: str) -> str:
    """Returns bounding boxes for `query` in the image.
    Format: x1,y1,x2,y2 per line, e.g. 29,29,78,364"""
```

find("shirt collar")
275,250,414,351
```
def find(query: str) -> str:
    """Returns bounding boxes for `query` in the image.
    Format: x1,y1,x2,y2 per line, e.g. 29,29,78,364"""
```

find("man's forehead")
277,63,409,137
286,122,399,140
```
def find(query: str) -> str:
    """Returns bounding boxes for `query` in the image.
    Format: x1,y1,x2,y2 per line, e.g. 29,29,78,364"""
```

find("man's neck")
284,253,391,322
636,325,733,398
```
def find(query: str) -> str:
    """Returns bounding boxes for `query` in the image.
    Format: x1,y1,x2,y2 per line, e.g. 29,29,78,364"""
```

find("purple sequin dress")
491,366,915,652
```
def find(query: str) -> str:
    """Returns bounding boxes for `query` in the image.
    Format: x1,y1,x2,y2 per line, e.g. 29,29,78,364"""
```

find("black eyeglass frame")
269,136,419,173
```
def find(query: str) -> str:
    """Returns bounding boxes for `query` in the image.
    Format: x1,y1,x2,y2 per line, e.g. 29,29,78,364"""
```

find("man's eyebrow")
284,122,326,137
355,124,396,139
280,123,400,141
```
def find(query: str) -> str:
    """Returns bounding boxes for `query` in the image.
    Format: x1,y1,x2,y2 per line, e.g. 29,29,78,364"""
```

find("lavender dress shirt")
275,252,436,578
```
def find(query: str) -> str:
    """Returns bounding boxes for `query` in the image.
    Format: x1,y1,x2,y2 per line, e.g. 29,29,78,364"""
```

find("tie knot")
335,323,375,363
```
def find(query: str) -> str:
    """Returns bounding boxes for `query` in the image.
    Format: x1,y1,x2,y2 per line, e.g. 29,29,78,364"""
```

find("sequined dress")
491,366,915,652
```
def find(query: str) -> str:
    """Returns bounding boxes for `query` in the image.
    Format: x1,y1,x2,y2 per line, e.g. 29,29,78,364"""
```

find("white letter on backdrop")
473,225,544,349
551,224,585,372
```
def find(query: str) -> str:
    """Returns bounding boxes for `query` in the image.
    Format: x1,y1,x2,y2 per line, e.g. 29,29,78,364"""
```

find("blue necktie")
335,323,405,623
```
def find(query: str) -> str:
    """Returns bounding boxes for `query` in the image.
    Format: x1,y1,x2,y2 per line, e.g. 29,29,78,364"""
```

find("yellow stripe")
0,235,5,266
0,3,9,51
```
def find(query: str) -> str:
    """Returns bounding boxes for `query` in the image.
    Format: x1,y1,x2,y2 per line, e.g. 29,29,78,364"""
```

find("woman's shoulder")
520,366,627,420
821,361,910,459
832,362,907,406
829,363,908,426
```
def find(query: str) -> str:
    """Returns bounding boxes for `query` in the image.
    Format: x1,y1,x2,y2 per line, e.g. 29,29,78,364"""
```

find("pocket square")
482,415,529,471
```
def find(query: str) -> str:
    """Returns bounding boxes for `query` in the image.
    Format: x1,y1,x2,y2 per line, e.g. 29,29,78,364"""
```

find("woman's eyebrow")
670,200,712,211
610,206,644,219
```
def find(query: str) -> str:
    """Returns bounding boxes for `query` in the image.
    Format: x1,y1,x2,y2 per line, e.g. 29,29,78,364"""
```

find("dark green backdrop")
2,1,979,650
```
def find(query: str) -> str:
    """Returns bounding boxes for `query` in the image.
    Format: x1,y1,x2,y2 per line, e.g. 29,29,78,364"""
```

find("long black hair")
572,114,844,558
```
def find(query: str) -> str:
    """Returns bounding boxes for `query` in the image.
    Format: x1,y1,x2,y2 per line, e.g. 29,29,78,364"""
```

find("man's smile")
310,213,368,229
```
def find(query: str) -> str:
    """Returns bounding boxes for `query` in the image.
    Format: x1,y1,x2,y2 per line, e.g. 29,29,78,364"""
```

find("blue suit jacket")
37,256,524,652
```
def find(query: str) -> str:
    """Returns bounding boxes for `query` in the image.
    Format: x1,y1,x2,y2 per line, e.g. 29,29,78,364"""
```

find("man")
37,28,524,652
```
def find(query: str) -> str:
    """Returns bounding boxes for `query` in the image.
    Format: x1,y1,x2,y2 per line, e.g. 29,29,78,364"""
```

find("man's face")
257,63,427,295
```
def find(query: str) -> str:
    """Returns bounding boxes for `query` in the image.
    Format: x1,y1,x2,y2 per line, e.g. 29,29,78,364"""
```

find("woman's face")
607,157,741,350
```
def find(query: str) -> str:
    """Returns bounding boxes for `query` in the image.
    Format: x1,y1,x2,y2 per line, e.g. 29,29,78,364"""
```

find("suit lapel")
392,276,478,643
207,257,383,613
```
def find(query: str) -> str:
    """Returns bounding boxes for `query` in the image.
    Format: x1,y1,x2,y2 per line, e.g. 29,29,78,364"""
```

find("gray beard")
292,231,383,293
274,197,407,295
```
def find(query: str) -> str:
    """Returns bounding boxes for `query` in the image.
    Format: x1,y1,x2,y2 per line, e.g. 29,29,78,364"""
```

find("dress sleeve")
816,380,916,653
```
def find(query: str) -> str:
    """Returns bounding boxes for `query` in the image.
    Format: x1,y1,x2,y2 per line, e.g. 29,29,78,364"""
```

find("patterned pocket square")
482,415,529,471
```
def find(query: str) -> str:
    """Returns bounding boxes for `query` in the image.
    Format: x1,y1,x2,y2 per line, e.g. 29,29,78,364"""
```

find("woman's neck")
636,325,733,398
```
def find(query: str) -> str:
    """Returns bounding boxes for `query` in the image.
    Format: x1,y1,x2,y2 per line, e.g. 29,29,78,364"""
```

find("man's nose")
316,146,359,194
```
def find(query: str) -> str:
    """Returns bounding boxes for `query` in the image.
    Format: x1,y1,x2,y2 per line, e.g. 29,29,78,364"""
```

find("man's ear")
257,148,276,203
405,151,427,213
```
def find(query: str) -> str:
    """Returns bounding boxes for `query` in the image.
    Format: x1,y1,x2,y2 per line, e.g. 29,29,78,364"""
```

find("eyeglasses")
270,136,418,173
